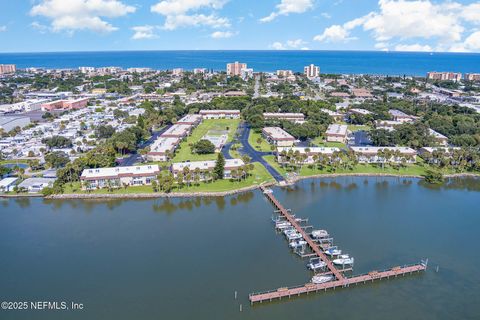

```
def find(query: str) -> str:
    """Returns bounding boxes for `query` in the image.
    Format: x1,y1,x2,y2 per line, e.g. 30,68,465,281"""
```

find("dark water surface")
1,51,480,75
0,177,479,319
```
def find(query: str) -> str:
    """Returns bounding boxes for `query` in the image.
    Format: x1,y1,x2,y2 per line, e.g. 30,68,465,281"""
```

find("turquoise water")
1,51,479,75
0,177,479,319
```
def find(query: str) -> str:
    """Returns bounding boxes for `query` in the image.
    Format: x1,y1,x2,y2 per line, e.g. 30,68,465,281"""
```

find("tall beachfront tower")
226,61,247,76
304,64,320,78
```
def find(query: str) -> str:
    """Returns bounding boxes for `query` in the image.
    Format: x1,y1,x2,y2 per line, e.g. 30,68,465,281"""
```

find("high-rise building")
226,61,247,76
277,70,293,77
427,72,462,82
304,64,320,78
0,64,16,75
172,68,184,76
465,73,480,81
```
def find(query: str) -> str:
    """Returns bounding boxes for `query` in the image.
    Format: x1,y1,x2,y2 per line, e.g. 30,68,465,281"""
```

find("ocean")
0,50,479,76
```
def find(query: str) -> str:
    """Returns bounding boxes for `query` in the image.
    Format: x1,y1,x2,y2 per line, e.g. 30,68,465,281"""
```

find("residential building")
418,147,460,157
389,109,415,122
0,64,16,74
79,67,95,74
176,114,203,126
325,124,348,143
199,109,241,119
277,70,293,77
352,88,373,99
0,116,31,132
171,158,245,180
226,62,247,76
465,73,480,81
427,72,462,82
429,129,449,146
146,137,180,162
263,113,305,123
375,120,403,130
18,178,55,193
0,177,18,192
172,68,184,76
349,108,373,116
41,98,89,111
277,147,341,164
161,124,192,139
262,127,295,147
80,165,160,190
304,64,320,78
320,109,344,121
193,68,207,75
349,146,417,163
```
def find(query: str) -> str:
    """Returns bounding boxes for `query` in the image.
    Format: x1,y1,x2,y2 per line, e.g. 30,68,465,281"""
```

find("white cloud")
151,0,230,30
315,0,480,52
131,25,158,40
211,31,235,39
463,31,480,51
31,22,49,34
270,42,286,50
394,43,433,52
260,0,314,22
30,0,135,33
0,26,6,32
270,39,307,50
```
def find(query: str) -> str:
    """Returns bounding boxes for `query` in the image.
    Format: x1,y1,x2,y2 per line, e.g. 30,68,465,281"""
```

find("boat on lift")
311,229,329,239
333,254,354,265
286,232,302,241
263,188,273,194
307,258,327,271
289,240,307,248
311,274,335,284
275,221,291,229
325,247,342,256
283,228,297,236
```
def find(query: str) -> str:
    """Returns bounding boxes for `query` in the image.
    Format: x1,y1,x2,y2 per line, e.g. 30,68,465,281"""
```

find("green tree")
213,152,225,180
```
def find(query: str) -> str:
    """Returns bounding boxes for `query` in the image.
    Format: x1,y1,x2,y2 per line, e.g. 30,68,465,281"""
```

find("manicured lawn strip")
0,160,30,165
262,155,461,178
310,137,346,148
172,119,240,162
248,130,273,152
62,163,274,195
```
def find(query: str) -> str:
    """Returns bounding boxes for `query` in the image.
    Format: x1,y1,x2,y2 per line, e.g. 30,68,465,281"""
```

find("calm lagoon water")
0,177,479,320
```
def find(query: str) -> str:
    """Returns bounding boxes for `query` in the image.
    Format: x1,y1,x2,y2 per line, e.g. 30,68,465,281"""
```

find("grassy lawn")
172,119,240,162
62,163,274,195
248,130,273,152
0,159,30,165
310,137,347,149
347,124,371,132
263,155,460,178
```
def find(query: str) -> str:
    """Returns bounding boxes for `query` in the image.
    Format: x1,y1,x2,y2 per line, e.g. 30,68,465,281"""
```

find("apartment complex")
0,64,16,75
277,70,293,77
146,137,180,162
325,124,348,143
262,127,295,147
199,109,241,119
465,73,480,81
80,165,160,190
226,62,247,76
304,64,320,78
389,109,416,123
263,113,305,123
171,159,245,181
277,147,341,164
349,147,417,164
427,72,462,82
41,98,89,111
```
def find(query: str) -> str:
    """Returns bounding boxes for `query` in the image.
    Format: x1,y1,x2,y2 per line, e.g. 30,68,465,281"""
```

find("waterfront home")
170,159,245,181
80,165,160,190
262,127,295,147
325,124,348,143
199,109,241,119
17,177,55,193
263,113,305,123
349,146,417,164
277,147,341,164
0,177,18,192
146,137,180,162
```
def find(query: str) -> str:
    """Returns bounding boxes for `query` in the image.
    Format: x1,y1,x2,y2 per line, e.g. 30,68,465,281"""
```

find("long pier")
250,186,427,304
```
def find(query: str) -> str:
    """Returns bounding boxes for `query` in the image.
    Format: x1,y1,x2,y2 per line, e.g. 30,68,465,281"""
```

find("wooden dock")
252,186,427,304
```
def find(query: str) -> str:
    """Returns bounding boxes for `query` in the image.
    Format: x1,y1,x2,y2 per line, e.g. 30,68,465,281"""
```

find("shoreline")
2,173,479,200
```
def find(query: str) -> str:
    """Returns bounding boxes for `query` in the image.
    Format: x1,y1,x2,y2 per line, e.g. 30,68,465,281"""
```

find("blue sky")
0,0,480,53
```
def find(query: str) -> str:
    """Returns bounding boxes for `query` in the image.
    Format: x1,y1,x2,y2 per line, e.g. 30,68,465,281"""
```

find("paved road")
118,125,170,166
237,123,285,182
